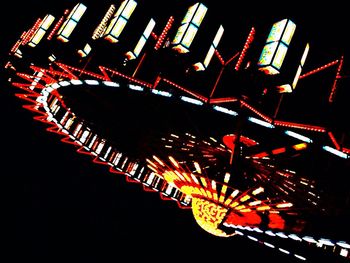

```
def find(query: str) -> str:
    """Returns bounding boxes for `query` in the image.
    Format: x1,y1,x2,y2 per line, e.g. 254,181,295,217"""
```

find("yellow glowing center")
191,197,235,237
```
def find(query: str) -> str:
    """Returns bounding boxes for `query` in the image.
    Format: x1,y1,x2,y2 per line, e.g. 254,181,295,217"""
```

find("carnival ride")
3,0,350,261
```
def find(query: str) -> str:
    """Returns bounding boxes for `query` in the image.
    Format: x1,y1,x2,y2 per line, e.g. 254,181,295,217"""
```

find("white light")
302,236,317,243
285,130,313,143
85,79,99,85
151,89,172,97
59,81,70,87
247,235,258,242
318,238,334,246
288,234,302,241
340,248,349,257
103,81,120,87
71,79,83,85
323,146,349,159
278,248,290,254
265,230,276,236
180,96,203,105
213,105,238,116
235,230,244,236
264,242,275,248
337,241,350,249
294,254,307,261
248,117,275,128
276,232,288,239
253,227,263,233
51,83,60,89
129,84,144,91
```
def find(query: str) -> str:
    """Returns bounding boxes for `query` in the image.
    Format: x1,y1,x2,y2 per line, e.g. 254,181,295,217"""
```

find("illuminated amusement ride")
4,0,350,261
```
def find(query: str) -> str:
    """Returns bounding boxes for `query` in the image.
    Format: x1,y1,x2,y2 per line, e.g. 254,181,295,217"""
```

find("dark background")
1,1,349,262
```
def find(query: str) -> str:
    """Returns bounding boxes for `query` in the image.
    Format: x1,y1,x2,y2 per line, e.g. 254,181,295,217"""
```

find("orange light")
168,156,179,168
276,202,293,208
257,205,271,211
153,155,165,166
240,195,251,202
252,187,264,195
293,143,307,151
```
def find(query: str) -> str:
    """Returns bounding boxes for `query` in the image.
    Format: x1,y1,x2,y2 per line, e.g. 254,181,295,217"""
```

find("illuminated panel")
28,14,55,47
193,25,224,71
103,0,137,43
277,43,310,93
258,18,296,75
57,3,87,42
77,43,92,58
172,2,207,53
92,4,116,40
125,18,156,60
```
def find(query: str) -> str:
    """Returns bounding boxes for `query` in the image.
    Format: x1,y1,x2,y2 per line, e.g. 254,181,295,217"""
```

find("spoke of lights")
209,97,238,104
299,59,339,79
241,101,272,123
92,4,116,40
285,130,313,143
57,3,87,42
214,49,225,65
329,56,343,103
323,146,349,159
47,9,69,40
21,18,42,46
274,120,326,132
328,131,341,150
154,16,174,50
235,27,255,71
162,78,208,102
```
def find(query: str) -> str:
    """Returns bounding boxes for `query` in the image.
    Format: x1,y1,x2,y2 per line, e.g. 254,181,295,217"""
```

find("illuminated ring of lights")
27,71,341,230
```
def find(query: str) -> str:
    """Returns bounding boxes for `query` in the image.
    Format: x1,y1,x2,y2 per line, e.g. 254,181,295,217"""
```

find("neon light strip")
329,56,343,103
323,146,349,159
154,16,174,50
328,131,341,150
299,59,339,79
162,78,208,102
241,100,272,123
274,120,326,132
235,27,255,71
248,117,275,128
285,130,313,143
214,49,225,65
209,97,238,104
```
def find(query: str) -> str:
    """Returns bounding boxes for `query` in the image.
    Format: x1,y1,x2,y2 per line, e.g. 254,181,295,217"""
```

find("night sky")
1,1,349,262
